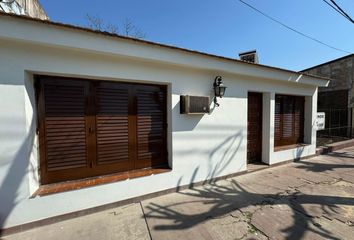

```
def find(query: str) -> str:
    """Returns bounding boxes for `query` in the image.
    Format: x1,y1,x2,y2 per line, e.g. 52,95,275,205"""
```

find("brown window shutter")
274,96,282,146
274,95,305,147
94,82,132,172
39,78,90,184
136,85,167,169
282,96,294,139
294,97,305,142
38,76,168,185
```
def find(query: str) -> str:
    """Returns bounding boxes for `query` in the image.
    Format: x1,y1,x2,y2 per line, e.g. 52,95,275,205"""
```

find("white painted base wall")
0,37,319,229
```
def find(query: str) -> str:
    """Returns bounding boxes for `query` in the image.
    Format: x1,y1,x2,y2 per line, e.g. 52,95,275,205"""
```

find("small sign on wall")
316,112,325,130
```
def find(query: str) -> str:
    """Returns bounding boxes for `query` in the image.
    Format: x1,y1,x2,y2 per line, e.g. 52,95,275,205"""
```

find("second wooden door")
247,92,263,163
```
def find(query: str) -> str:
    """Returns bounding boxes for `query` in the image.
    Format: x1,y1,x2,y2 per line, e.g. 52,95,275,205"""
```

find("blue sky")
40,0,354,71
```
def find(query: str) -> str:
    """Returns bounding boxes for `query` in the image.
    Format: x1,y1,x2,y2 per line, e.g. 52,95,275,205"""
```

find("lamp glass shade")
215,85,227,97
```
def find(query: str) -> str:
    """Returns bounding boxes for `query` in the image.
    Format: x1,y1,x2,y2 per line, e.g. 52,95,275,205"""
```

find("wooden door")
247,92,263,163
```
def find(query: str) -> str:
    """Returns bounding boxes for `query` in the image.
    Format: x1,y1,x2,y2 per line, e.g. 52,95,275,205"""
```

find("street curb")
316,139,354,155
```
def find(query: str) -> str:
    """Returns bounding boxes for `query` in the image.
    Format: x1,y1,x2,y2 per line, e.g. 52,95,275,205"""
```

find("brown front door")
247,92,262,163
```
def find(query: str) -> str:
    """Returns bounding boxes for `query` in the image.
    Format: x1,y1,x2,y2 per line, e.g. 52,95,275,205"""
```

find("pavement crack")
139,202,153,240
239,209,269,239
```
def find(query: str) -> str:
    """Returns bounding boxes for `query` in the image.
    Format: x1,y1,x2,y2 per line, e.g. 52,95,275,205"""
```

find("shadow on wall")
0,76,37,234
294,146,305,161
206,132,243,182
176,131,243,190
0,117,35,235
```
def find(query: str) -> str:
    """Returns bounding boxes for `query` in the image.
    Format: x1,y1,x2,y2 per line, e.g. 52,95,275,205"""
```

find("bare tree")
106,23,119,35
122,18,146,39
86,14,146,39
86,14,105,32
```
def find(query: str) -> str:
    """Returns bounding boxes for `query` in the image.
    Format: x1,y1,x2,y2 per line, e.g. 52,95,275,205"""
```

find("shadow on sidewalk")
295,148,354,173
144,168,353,239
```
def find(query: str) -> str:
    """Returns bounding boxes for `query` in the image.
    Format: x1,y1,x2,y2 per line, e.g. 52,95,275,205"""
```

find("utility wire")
237,0,352,54
322,0,351,22
329,0,354,24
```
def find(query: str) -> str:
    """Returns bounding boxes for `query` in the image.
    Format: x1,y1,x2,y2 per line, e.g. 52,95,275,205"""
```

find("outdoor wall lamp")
213,76,227,107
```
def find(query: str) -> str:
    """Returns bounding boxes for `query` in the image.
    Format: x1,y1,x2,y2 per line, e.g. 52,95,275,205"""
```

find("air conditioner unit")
180,95,210,114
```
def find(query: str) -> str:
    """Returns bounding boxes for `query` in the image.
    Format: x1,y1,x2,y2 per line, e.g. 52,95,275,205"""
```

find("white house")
0,13,329,233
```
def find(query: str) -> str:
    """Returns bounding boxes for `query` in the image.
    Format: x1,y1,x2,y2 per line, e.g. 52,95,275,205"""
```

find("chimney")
239,50,259,64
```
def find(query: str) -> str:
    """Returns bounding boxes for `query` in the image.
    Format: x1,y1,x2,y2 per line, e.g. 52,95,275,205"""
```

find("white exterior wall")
0,16,327,229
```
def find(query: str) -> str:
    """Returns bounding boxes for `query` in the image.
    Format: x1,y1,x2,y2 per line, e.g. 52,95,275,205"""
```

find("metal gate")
317,108,352,147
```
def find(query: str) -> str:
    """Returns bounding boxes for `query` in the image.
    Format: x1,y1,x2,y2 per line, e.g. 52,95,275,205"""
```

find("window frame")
36,75,168,185
274,94,305,147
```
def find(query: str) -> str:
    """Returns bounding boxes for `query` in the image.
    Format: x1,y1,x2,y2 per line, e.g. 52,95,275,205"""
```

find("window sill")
274,143,309,152
32,165,171,197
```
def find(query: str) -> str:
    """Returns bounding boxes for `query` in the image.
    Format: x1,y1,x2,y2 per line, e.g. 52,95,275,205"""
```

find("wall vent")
180,95,210,114
239,50,259,64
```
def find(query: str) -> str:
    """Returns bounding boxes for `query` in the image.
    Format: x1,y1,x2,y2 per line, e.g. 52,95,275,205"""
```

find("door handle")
89,127,94,133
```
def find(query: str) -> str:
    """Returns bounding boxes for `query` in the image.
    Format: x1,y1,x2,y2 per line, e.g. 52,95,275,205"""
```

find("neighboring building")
0,13,328,233
0,0,48,20
302,54,354,138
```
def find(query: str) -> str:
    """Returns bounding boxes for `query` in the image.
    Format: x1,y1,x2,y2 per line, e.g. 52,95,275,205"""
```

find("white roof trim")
0,14,329,87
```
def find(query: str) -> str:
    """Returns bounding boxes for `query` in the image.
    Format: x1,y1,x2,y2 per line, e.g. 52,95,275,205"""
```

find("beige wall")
303,56,354,107
0,0,48,20
20,0,49,20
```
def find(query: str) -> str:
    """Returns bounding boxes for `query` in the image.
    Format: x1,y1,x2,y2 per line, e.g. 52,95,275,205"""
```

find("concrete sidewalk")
3,147,354,240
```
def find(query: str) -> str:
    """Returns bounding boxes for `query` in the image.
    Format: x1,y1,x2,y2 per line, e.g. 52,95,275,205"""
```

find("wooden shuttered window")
38,76,167,185
39,79,90,175
136,85,167,169
274,95,305,147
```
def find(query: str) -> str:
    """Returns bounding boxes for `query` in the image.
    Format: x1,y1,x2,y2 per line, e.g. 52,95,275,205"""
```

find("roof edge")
301,54,354,72
0,12,330,84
